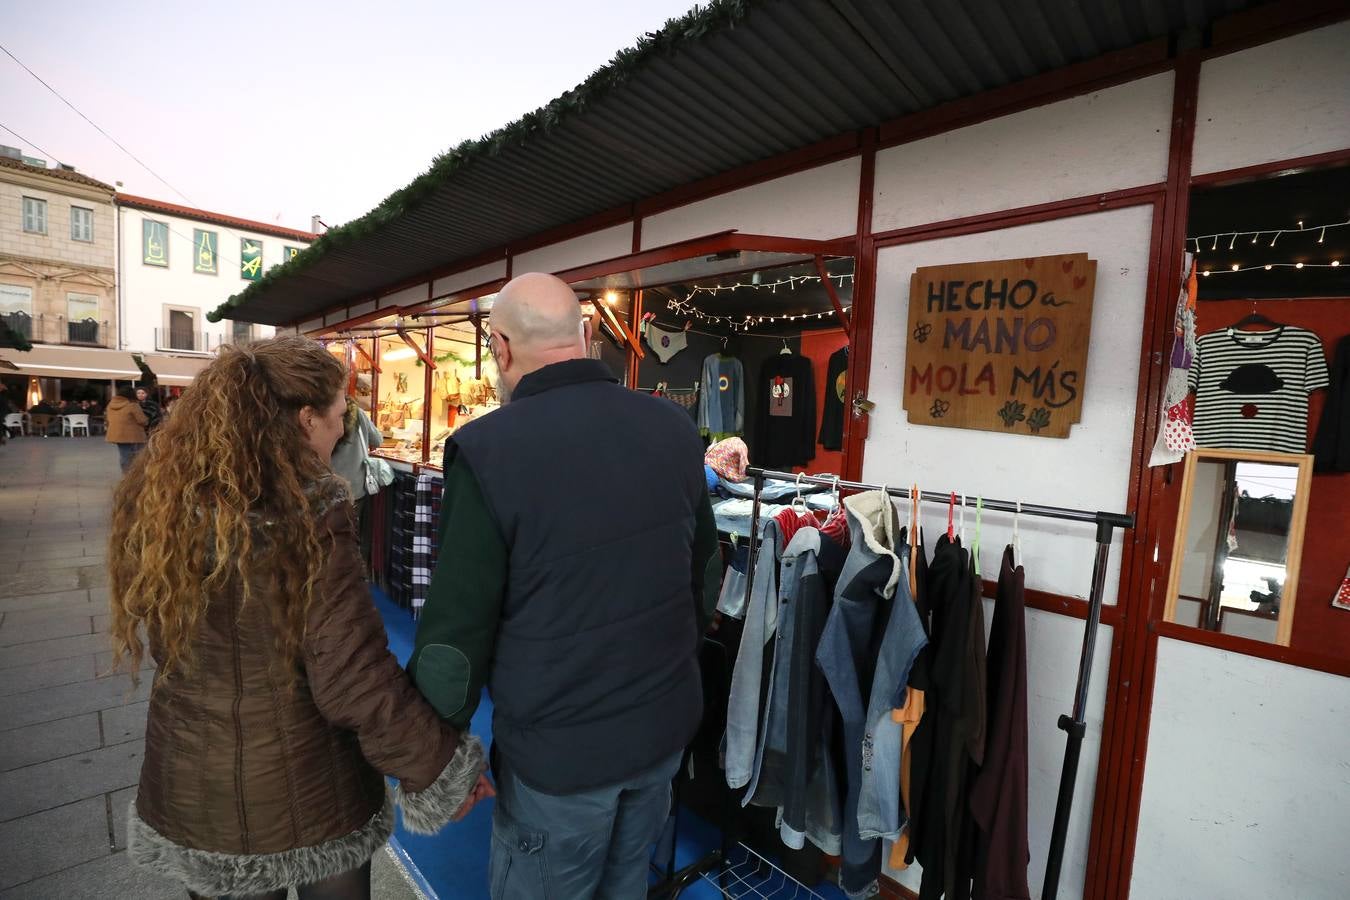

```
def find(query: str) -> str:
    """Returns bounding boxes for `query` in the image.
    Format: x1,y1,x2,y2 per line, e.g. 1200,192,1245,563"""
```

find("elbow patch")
412,644,471,719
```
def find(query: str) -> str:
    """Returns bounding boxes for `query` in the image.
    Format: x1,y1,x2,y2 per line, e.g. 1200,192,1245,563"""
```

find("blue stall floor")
373,586,844,900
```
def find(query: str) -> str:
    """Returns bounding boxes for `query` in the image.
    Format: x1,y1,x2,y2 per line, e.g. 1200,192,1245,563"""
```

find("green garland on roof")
208,0,756,323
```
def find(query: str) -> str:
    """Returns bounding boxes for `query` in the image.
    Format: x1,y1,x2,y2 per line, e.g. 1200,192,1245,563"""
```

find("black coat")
753,354,817,468
1312,335,1350,472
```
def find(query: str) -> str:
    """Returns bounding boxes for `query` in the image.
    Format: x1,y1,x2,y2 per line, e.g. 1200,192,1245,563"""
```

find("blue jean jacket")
817,491,927,900
723,520,783,790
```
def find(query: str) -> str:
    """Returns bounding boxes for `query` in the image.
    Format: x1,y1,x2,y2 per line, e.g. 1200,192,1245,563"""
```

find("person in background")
136,387,163,431
330,395,384,560
410,272,719,900
110,336,486,900
0,384,12,444
29,398,56,415
105,387,149,473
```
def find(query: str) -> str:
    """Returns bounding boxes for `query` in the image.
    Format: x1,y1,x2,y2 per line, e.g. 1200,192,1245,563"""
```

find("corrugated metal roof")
214,0,1264,327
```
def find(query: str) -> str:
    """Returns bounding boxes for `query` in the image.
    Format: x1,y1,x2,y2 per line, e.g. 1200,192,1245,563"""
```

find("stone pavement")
0,436,424,899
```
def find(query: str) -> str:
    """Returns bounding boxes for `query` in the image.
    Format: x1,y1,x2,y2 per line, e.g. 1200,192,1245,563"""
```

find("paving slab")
101,700,148,746
0,797,112,890
0,632,110,670
0,739,144,822
0,653,98,696
0,714,101,771
0,671,148,730
0,848,183,900
0,602,104,627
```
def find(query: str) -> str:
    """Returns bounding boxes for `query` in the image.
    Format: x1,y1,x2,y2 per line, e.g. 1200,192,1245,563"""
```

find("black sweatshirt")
754,353,817,468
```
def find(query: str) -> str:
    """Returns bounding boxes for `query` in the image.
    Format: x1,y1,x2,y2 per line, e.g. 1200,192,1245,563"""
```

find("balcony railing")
67,318,101,345
1,311,33,340
155,327,218,354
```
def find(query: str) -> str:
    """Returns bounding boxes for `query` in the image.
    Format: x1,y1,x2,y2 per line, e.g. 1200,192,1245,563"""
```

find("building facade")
0,153,120,367
115,195,316,385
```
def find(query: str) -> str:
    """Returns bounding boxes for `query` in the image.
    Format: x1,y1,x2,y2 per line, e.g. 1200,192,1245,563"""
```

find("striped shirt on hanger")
1188,326,1330,454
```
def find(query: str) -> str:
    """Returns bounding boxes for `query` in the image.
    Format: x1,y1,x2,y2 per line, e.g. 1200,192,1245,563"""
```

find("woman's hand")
452,772,497,822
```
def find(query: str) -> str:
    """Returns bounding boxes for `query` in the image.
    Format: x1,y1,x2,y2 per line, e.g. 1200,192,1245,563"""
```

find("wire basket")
701,843,830,899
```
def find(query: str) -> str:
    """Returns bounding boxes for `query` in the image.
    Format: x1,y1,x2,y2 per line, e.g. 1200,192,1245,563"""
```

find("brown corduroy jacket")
104,396,148,444
128,479,478,895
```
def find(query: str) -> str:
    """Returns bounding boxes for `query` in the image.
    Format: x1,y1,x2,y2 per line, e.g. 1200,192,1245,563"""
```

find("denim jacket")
723,520,783,790
817,490,928,900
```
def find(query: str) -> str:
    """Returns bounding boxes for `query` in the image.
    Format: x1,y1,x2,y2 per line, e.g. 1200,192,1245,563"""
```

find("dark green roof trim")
207,0,755,323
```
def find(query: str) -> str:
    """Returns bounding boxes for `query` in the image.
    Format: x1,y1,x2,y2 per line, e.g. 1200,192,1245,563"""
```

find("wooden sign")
903,253,1097,439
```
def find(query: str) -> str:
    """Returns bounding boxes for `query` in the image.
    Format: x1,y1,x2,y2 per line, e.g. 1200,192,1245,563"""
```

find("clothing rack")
742,468,1134,900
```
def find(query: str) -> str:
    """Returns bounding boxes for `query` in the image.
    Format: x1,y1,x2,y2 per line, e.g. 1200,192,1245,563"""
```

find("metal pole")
741,471,766,617
1042,520,1115,900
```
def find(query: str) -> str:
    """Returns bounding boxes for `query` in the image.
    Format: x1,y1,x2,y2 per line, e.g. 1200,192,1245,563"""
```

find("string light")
686,272,855,299
1199,261,1342,276
664,294,853,329
1189,218,1349,253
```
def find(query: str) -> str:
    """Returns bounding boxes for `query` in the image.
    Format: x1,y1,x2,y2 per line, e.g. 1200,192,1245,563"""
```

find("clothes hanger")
1231,301,1282,331
947,491,956,541
792,472,811,516
1013,499,1022,569
973,497,983,578
780,339,793,356
960,493,967,545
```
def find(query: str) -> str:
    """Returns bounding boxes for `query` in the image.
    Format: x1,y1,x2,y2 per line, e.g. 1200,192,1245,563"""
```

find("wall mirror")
1164,449,1314,646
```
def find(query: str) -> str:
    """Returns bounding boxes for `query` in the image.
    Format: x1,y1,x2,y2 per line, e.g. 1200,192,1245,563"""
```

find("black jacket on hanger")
1312,335,1350,472
818,346,849,450
754,354,817,468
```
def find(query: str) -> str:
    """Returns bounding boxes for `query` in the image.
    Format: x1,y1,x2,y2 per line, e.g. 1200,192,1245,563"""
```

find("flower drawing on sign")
1027,407,1052,433
929,399,951,419
998,400,1027,428
913,322,932,343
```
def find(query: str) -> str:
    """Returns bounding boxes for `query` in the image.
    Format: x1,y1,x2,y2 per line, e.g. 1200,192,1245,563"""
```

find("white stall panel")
513,223,632,276
432,259,509,299
863,205,1154,603
640,157,861,248
1132,638,1349,899
1193,22,1350,177
886,609,1115,900
873,74,1172,233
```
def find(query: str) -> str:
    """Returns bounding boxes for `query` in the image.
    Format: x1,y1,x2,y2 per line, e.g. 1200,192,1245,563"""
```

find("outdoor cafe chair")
62,414,91,437
3,413,23,437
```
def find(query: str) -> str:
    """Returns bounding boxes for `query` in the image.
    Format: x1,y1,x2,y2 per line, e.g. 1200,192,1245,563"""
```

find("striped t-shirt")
1189,326,1329,454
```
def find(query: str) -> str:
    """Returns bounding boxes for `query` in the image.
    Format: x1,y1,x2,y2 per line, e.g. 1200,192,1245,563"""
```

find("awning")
12,346,142,380
138,352,212,386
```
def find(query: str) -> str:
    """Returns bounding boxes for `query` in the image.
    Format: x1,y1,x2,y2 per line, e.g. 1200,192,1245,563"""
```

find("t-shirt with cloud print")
1189,326,1329,454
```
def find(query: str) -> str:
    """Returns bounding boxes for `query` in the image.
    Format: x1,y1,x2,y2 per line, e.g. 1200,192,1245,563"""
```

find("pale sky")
1,0,700,232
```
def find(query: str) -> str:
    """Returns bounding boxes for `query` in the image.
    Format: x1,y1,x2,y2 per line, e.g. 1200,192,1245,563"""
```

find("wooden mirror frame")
1163,448,1314,647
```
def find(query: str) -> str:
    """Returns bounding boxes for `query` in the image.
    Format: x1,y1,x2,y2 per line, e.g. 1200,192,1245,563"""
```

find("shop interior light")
1230,263,1240,271
382,346,418,361
604,291,618,306
1333,260,1341,267
1295,262,1305,269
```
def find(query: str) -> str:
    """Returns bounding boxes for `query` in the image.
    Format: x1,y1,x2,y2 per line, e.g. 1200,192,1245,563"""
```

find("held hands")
452,772,497,822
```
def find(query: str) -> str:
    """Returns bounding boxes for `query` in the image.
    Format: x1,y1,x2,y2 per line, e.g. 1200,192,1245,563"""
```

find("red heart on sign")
1073,275,1087,289
1061,260,1074,273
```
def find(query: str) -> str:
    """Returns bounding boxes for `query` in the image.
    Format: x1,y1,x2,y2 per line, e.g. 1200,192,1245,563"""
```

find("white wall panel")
377,282,427,310
1192,22,1350,176
863,205,1154,603
432,259,508,299
873,74,1173,233
886,609,1114,899
1132,638,1349,899
640,158,861,249
512,223,632,276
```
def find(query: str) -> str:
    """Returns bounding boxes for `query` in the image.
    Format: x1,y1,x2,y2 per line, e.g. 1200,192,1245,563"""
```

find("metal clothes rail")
742,468,1135,900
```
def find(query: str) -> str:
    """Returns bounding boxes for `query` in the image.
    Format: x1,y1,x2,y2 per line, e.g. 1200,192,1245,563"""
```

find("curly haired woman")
109,336,487,900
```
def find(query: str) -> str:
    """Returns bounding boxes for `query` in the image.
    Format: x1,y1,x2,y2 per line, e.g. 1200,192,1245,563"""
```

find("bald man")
410,273,719,900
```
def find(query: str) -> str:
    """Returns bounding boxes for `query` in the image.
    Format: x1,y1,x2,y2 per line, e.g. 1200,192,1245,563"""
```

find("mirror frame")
1163,448,1314,647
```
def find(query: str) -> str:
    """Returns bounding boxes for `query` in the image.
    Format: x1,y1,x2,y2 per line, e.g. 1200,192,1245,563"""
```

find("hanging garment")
815,490,927,900
725,519,785,790
890,525,932,872
410,472,440,616
1149,256,1198,467
645,322,689,363
967,546,1031,900
819,346,849,451
1312,335,1350,472
716,543,751,619
754,354,818,469
908,535,987,900
1190,325,1330,454
699,353,746,438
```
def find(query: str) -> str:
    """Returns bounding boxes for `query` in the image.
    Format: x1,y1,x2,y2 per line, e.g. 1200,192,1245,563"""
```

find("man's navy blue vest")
451,359,705,794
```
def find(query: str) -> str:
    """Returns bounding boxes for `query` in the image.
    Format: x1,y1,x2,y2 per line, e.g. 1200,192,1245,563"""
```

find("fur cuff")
127,796,392,896
395,734,486,835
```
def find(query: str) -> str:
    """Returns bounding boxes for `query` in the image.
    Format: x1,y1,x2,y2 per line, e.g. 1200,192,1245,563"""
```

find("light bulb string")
1188,218,1349,252
1200,261,1342,276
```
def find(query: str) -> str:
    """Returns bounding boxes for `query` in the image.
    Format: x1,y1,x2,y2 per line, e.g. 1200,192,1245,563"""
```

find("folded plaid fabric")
411,472,440,615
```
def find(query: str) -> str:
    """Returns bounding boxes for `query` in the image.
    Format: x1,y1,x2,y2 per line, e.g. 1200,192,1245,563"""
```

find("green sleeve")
692,489,720,631
409,450,507,730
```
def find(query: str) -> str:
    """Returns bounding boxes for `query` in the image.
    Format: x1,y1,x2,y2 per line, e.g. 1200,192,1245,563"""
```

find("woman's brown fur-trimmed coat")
127,477,483,896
